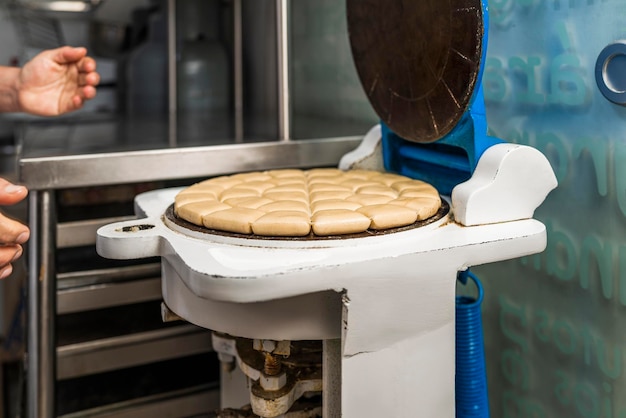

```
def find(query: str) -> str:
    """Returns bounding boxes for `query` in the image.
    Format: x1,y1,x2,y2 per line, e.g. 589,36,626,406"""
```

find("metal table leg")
27,190,56,418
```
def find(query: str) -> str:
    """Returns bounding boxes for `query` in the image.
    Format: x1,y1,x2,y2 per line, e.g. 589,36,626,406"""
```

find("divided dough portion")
202,207,265,235
174,169,441,236
176,200,232,225
311,210,372,236
252,211,311,237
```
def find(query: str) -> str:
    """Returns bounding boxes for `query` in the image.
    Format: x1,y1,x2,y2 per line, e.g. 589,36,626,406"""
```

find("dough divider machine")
96,1,557,416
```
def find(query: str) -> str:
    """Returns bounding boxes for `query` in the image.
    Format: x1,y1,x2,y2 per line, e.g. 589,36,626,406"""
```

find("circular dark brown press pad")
347,0,484,143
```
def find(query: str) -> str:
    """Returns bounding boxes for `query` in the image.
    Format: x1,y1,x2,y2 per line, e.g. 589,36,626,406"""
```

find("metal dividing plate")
347,0,484,143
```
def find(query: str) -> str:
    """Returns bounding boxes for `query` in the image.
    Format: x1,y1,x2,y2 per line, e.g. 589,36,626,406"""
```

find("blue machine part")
456,270,490,418
381,0,503,196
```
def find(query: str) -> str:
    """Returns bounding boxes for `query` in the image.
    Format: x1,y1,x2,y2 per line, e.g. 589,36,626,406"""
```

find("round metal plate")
347,0,484,143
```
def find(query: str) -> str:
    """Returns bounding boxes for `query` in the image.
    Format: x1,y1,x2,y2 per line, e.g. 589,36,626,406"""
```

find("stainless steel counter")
20,136,362,189
18,116,365,190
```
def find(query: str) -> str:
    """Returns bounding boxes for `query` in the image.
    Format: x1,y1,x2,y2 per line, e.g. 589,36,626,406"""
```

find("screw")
263,352,282,376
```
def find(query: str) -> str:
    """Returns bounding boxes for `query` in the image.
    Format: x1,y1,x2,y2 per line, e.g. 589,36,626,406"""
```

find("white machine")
96,0,557,416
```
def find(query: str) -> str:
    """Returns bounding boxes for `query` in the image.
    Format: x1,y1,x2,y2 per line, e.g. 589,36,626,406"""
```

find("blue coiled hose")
456,270,489,418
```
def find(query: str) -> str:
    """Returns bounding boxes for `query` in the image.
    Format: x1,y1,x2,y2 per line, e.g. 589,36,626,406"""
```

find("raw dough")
174,168,441,236
357,204,418,230
252,211,311,236
311,210,372,236
202,207,265,235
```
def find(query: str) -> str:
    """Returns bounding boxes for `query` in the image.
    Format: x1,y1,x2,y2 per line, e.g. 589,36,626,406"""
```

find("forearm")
0,66,21,113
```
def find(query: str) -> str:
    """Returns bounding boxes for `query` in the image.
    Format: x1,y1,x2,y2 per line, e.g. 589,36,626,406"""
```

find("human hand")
16,46,100,116
0,178,29,279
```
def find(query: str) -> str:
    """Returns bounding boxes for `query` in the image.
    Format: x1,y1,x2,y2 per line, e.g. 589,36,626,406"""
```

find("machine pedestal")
118,208,546,417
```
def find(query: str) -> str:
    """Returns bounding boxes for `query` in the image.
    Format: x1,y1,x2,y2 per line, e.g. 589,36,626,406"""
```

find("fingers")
0,211,29,246
0,178,28,206
70,84,97,111
0,177,29,279
78,56,98,75
0,244,23,280
0,179,30,248
55,46,88,65
0,212,28,279
64,48,99,113
55,46,100,87
75,55,100,106
77,70,100,88
82,84,97,99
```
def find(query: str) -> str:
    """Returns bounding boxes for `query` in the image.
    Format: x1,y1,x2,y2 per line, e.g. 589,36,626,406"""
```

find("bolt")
263,352,282,376
259,370,287,391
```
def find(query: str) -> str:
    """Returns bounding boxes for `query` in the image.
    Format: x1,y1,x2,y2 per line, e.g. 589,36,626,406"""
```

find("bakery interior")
0,0,625,417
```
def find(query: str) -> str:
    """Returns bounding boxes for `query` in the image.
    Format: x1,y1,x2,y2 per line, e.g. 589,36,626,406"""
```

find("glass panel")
290,0,377,140
476,1,626,416
175,0,233,142
290,0,626,414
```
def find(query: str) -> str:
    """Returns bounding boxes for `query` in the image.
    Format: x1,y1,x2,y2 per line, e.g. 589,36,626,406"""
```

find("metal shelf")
58,384,220,418
57,263,161,290
57,276,162,314
57,324,213,380
57,216,136,249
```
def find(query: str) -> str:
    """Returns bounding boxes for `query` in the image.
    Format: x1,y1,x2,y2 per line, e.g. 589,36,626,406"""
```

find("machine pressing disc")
347,0,484,143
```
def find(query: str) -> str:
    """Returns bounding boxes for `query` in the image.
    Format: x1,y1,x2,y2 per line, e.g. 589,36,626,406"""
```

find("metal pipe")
39,190,57,418
233,0,244,142
276,0,290,141
26,191,39,418
27,190,57,418
167,0,177,147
